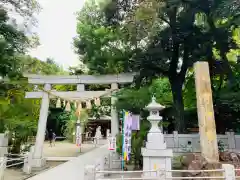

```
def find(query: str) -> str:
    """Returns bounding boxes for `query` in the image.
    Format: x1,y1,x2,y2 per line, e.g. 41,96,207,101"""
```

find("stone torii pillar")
32,83,51,167
111,83,119,137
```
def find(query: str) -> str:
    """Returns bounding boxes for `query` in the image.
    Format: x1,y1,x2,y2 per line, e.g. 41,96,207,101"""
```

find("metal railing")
6,155,25,168
92,166,233,180
0,147,34,179
96,169,162,180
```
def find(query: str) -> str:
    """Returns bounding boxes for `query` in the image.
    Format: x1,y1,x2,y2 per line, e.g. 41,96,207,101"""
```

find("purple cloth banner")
123,112,132,161
131,114,140,130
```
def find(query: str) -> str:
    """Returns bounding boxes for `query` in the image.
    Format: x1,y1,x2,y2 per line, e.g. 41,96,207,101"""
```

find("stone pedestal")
142,148,172,177
109,152,121,169
141,97,173,178
0,133,8,157
31,158,47,168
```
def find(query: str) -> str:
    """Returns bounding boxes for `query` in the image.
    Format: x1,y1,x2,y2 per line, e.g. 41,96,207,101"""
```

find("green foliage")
172,155,184,169
218,140,225,152
19,55,66,75
150,78,173,105
115,78,172,114
62,108,89,142
1,0,40,20
183,72,196,109
74,0,132,74
0,83,39,152
101,0,240,132
0,49,65,152
0,9,28,77
115,87,151,114
89,104,111,118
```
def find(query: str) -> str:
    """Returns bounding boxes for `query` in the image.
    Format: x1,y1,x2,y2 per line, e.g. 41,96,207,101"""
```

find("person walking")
48,129,53,147
52,132,56,146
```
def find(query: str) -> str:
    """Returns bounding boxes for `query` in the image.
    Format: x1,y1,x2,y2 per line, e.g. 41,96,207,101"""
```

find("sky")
28,0,85,68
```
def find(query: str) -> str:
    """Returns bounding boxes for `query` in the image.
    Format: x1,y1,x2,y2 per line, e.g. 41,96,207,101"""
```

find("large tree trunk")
207,17,235,86
170,78,185,133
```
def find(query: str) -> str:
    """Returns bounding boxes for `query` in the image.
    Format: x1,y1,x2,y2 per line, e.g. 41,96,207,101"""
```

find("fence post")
173,131,179,152
95,157,104,179
0,157,6,180
84,165,96,180
23,152,31,174
23,146,34,174
226,132,235,151
104,154,109,170
23,153,32,174
109,152,120,169
222,164,235,180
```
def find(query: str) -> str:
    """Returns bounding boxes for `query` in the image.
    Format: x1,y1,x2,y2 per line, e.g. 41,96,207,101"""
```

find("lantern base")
141,148,173,178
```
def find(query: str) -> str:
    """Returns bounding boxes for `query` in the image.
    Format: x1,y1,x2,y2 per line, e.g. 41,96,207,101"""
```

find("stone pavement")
28,144,109,180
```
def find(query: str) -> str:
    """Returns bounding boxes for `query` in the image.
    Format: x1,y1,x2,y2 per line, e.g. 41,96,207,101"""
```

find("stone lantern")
141,96,173,178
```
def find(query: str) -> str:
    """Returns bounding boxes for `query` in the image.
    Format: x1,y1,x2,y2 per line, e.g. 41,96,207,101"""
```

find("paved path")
28,144,109,180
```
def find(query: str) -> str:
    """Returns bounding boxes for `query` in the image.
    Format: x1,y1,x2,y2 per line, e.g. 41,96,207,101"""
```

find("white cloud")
28,0,85,68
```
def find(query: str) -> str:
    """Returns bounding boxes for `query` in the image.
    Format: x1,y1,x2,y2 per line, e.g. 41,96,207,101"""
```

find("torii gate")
24,73,134,167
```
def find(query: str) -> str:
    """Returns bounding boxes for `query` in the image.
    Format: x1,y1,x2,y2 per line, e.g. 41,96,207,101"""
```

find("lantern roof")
145,96,165,111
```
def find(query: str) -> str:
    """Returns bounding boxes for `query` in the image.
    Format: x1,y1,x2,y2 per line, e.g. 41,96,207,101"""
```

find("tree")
103,0,239,132
0,55,66,152
18,55,65,75
0,86,39,152
69,63,88,75
0,8,28,78
74,0,133,74
0,0,41,26
115,78,172,114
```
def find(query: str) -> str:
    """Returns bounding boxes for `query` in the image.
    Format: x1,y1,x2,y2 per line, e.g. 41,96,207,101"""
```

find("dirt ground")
43,141,97,157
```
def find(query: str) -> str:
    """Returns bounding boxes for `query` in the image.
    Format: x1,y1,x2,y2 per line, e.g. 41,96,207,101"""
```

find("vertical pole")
121,110,125,171
0,157,6,180
111,83,119,137
76,120,81,152
77,83,84,151
194,61,219,163
32,84,51,167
